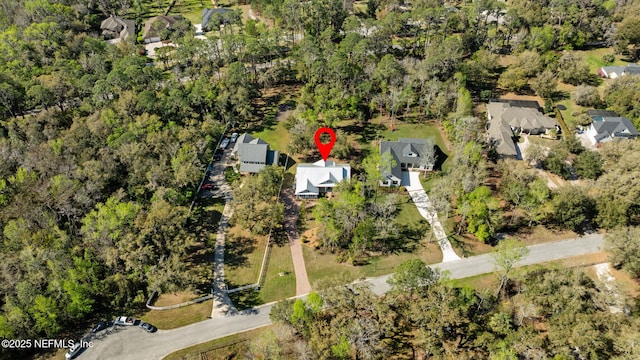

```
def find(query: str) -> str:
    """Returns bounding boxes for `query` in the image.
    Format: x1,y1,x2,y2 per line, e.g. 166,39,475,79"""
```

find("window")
382,181,389,185
392,181,398,185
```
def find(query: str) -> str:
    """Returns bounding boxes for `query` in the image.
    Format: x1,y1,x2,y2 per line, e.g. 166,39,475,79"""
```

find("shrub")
573,85,602,107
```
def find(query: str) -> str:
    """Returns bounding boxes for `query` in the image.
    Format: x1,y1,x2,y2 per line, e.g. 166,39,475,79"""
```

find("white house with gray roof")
379,138,435,187
486,101,558,158
585,111,639,144
230,133,279,173
598,64,640,79
295,160,351,198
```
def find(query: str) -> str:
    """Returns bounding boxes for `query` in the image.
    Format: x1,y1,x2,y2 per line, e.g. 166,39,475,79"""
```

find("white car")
65,342,82,359
230,132,239,143
114,316,135,326
219,138,230,149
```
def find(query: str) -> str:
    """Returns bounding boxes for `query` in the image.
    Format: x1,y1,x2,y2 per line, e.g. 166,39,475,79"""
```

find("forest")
0,0,639,358
267,257,640,359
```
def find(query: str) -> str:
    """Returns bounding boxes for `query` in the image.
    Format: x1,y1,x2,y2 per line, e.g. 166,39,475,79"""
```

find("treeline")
265,259,640,359
0,0,264,349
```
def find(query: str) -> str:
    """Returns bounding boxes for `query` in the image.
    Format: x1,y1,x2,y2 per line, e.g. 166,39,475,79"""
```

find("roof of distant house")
202,8,233,30
600,63,640,77
142,15,184,40
295,160,351,196
100,15,135,41
591,117,639,142
487,120,518,157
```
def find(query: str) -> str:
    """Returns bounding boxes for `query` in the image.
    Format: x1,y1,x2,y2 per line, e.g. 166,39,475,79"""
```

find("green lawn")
140,299,212,330
252,120,290,155
258,239,296,303
575,48,626,73
224,227,267,289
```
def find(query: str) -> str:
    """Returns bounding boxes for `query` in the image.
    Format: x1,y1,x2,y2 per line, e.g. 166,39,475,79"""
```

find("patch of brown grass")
609,266,640,298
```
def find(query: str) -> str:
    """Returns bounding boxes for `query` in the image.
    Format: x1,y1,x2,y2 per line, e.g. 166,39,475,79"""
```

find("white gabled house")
585,112,639,145
294,160,351,198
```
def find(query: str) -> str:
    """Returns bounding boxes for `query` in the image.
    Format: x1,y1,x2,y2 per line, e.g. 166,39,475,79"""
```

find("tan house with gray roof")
486,101,558,158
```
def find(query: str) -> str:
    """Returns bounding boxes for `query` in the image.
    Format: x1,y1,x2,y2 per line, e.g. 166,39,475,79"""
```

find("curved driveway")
79,234,604,360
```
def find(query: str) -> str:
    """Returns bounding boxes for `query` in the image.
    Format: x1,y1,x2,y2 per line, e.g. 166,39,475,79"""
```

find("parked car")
230,132,239,143
138,321,157,333
201,183,217,190
91,321,110,333
219,138,230,149
213,148,223,161
114,316,135,326
65,342,82,359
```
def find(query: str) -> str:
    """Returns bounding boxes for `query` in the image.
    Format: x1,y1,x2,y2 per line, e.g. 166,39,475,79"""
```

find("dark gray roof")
489,99,541,111
586,109,618,118
380,138,434,180
592,117,639,141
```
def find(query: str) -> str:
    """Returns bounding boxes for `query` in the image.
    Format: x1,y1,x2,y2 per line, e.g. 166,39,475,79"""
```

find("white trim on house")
294,160,351,198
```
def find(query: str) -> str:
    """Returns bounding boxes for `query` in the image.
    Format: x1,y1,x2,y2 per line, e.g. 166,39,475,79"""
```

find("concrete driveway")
403,171,461,262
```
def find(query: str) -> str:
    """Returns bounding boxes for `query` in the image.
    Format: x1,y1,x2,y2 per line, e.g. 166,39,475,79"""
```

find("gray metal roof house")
230,133,279,173
379,138,435,186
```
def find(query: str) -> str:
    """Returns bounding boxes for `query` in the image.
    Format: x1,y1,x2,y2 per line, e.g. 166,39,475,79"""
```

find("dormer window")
406,152,418,157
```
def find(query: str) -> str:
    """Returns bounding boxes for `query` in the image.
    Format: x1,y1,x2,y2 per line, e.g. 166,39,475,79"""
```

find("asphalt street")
78,234,604,360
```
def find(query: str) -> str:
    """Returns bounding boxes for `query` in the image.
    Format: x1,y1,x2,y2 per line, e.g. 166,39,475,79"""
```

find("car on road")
219,138,230,149
65,342,82,359
91,321,110,333
138,322,157,333
230,132,239,143
114,316,135,326
213,148,224,161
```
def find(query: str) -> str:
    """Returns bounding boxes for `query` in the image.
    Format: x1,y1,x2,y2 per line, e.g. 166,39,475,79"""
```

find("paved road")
403,171,461,262
79,234,604,360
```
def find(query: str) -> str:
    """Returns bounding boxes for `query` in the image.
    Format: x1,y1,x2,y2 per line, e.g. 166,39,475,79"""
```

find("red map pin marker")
314,127,336,161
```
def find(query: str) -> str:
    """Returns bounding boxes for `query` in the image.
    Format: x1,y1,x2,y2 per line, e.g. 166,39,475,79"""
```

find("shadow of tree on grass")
228,288,263,311
225,235,256,269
